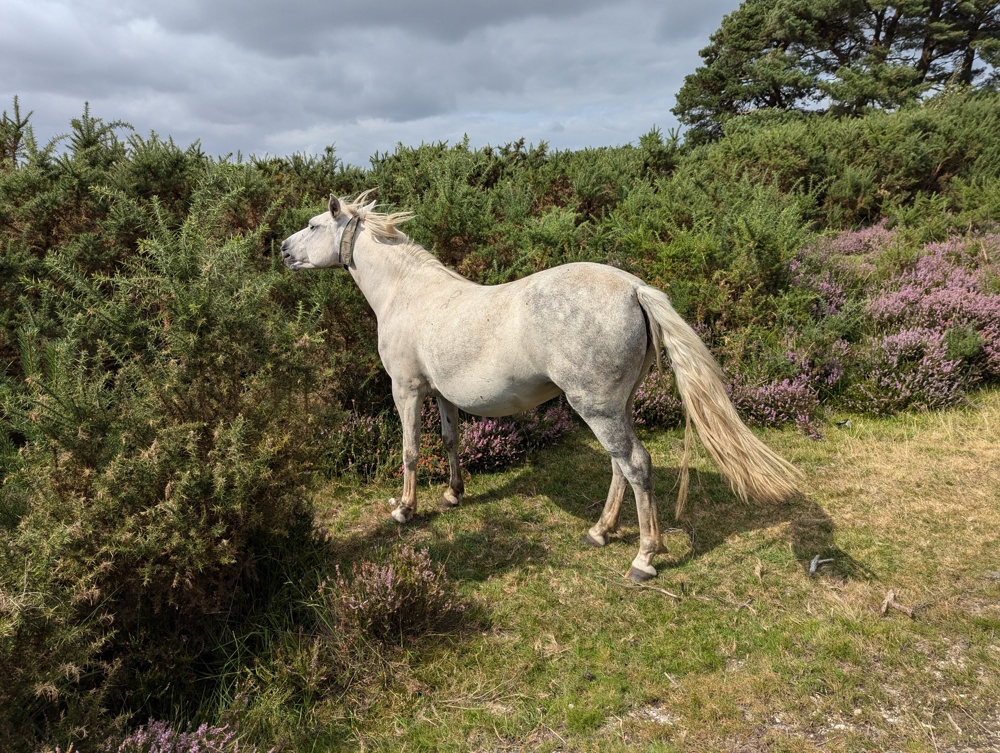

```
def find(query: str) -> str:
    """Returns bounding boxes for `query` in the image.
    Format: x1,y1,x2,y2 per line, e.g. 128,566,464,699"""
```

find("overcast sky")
2,0,743,167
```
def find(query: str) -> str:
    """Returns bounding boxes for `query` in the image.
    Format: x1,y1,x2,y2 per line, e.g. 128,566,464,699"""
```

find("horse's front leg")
436,396,464,509
390,384,425,524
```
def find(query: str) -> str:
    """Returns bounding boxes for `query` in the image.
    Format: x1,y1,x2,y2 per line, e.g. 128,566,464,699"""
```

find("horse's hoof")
440,489,462,509
627,566,657,583
390,505,413,524
582,532,607,548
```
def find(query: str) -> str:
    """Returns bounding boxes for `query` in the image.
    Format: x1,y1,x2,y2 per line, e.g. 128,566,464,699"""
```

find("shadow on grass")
523,433,872,582
321,430,870,585
673,478,872,581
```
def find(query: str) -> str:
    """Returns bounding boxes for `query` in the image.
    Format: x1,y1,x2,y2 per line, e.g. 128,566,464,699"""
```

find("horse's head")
280,195,357,270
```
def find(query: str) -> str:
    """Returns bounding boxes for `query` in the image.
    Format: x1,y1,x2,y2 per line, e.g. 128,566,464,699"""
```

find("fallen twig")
880,589,915,618
628,581,683,600
945,712,963,736
809,555,834,576
601,573,681,600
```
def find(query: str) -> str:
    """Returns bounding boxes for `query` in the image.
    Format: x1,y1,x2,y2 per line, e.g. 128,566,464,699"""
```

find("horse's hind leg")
570,405,664,581
436,396,465,509
583,459,626,547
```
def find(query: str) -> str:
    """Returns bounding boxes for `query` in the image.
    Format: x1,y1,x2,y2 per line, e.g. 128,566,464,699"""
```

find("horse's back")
412,262,651,416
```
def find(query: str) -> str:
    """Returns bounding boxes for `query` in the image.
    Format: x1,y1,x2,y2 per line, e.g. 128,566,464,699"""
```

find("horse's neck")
348,235,467,317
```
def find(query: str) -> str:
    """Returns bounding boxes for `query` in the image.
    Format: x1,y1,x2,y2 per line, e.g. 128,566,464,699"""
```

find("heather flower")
107,719,269,753
633,372,684,429
845,327,973,415
459,416,525,471
459,398,576,470
865,234,1000,379
324,546,465,643
811,339,850,391
519,399,577,450
414,402,451,480
729,371,823,439
823,221,899,256
791,229,882,319
810,271,849,318
342,397,579,478
984,328,1000,377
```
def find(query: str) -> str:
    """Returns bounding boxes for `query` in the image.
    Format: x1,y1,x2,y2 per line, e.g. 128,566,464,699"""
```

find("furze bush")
0,190,335,744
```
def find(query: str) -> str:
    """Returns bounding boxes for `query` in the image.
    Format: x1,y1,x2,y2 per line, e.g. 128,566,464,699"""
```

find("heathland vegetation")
1,78,999,751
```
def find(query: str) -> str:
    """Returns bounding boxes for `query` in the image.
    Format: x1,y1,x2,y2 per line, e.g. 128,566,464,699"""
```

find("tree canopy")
673,0,1000,141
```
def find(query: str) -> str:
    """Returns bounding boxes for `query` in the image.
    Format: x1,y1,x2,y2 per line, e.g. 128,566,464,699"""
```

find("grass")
295,390,1000,752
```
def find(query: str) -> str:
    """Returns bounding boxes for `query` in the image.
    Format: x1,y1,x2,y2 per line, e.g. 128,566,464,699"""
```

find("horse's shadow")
324,432,869,584
518,434,868,581
664,477,870,581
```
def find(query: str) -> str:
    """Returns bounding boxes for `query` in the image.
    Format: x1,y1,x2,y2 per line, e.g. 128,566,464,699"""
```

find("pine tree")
674,0,1000,141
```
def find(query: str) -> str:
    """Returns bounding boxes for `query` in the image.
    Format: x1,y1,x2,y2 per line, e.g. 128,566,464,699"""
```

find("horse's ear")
329,195,341,218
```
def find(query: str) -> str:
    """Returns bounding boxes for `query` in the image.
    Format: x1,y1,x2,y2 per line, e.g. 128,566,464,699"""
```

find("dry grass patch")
811,397,1000,614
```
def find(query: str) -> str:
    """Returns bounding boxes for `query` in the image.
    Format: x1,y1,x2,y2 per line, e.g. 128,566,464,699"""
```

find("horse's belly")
432,369,561,417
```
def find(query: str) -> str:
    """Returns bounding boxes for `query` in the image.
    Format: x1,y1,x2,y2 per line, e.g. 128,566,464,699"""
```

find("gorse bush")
0,183,337,744
328,405,401,479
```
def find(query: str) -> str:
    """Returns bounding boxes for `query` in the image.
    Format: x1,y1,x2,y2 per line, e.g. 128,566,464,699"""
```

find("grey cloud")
655,0,742,43
136,0,615,55
2,0,743,163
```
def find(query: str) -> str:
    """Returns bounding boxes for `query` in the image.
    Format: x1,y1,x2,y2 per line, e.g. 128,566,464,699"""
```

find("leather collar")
339,215,362,267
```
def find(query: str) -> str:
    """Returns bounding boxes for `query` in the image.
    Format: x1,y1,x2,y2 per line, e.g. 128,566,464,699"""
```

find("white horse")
281,192,800,581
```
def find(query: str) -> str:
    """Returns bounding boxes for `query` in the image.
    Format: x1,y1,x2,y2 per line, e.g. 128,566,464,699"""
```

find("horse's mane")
340,190,415,242
342,190,468,283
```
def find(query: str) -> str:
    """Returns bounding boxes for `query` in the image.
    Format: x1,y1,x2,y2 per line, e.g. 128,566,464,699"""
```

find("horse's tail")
636,285,802,518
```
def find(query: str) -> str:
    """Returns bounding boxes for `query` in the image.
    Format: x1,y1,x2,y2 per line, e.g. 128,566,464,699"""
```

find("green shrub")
0,188,335,746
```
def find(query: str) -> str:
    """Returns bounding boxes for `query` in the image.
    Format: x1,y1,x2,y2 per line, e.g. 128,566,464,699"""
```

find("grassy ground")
304,390,1000,752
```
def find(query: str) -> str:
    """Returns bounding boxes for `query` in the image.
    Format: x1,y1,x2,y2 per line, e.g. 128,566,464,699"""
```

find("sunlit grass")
288,390,1000,752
